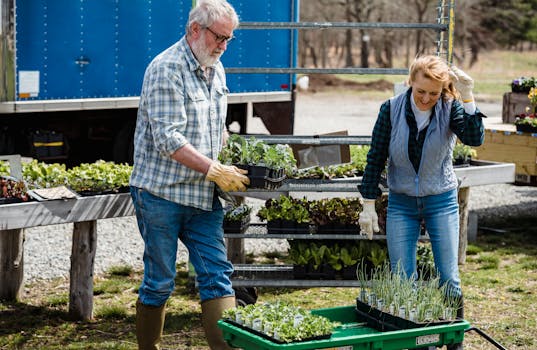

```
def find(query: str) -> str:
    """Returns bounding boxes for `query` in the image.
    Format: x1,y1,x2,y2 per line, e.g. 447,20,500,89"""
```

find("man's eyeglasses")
204,27,234,44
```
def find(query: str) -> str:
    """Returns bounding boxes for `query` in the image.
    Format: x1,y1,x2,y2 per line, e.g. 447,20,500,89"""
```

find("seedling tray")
355,299,454,331
218,305,470,350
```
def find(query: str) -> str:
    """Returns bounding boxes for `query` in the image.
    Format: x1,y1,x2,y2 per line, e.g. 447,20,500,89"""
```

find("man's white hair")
186,0,239,34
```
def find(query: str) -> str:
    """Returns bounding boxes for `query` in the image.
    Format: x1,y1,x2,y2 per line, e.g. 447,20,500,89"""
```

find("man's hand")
450,66,474,102
206,162,249,192
358,199,379,240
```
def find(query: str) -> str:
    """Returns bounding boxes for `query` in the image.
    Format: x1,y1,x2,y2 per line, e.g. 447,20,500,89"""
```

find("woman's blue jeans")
130,187,234,306
386,189,461,298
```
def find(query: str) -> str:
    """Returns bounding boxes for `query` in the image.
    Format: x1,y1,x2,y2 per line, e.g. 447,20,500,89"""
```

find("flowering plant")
514,88,537,127
511,77,536,93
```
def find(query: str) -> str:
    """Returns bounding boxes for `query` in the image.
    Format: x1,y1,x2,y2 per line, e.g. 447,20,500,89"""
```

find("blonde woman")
359,55,485,350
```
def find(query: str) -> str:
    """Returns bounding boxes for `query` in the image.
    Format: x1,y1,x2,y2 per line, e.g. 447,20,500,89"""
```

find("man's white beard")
191,32,222,67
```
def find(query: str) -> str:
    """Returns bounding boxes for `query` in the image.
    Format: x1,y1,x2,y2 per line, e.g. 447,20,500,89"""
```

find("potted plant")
223,203,252,233
257,195,311,233
310,197,362,233
219,134,296,189
514,87,537,133
287,241,312,279
340,244,362,280
355,263,462,331
0,176,30,204
511,77,536,93
452,143,477,166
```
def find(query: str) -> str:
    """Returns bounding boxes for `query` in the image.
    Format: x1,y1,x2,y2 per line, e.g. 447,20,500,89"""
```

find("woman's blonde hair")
407,55,457,101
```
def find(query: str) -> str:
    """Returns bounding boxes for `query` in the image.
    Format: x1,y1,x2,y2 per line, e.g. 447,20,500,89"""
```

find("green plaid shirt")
360,89,485,199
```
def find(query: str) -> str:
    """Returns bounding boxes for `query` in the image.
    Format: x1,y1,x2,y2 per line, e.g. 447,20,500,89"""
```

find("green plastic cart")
218,305,470,350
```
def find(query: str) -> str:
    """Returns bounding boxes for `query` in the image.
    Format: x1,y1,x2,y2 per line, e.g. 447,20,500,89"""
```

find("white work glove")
449,66,474,102
358,199,379,240
206,162,250,192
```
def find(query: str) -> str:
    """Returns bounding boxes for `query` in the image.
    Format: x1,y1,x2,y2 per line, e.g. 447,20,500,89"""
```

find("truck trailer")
0,0,298,165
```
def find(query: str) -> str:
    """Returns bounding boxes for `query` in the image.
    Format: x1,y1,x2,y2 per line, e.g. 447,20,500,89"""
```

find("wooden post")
0,229,24,300
69,221,97,321
457,187,470,265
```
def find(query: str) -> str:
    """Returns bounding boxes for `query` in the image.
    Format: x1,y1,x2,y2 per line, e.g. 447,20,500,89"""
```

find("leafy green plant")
452,143,477,164
288,241,313,266
257,195,311,224
309,197,362,226
367,242,388,267
340,245,359,267
66,160,131,193
222,301,336,343
310,243,328,270
325,244,342,271
224,203,252,222
21,159,69,188
219,134,297,173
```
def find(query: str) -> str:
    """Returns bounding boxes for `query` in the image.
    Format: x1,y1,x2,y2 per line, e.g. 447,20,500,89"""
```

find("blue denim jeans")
386,189,461,297
130,186,234,306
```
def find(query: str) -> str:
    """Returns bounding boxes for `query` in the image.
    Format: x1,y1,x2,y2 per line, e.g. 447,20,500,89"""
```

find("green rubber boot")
136,299,166,350
201,296,236,350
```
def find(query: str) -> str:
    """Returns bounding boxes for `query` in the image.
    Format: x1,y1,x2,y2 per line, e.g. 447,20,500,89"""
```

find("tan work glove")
450,66,474,102
206,162,249,192
358,199,379,240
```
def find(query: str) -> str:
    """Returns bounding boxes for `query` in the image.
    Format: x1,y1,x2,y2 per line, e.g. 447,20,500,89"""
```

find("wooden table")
0,193,134,321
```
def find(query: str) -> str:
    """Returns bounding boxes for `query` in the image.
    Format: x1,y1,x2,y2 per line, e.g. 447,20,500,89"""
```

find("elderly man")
129,1,248,349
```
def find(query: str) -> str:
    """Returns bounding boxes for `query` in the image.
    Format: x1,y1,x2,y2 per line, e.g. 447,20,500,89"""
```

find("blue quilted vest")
387,89,458,197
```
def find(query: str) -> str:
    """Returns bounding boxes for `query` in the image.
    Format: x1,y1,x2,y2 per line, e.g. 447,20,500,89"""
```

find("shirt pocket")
214,86,229,124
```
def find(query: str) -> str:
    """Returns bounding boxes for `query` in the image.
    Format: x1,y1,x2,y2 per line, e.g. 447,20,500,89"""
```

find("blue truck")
0,0,298,164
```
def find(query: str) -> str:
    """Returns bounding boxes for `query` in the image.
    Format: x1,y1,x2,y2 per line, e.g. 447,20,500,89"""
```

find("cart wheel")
234,287,258,306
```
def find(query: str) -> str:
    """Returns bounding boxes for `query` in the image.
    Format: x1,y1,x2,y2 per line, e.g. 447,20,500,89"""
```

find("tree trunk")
345,29,354,67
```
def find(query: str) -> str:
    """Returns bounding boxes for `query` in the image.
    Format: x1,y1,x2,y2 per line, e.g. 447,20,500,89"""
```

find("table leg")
69,221,97,321
0,229,24,300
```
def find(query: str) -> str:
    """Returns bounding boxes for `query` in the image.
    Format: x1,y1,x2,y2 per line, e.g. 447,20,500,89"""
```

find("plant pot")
516,123,537,133
316,222,359,234
305,263,336,280
266,219,310,234
355,299,459,332
341,264,358,280
292,265,307,279
223,216,251,233
235,164,286,190
453,157,471,167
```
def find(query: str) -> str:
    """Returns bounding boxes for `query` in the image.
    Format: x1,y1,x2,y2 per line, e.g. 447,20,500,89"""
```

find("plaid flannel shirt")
130,37,228,210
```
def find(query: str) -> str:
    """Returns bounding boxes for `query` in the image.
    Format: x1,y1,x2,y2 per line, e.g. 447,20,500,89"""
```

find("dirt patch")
306,74,394,92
